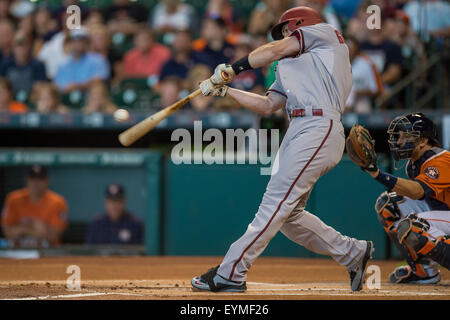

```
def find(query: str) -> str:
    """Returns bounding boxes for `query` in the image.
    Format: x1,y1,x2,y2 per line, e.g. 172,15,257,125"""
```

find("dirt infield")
0,256,449,300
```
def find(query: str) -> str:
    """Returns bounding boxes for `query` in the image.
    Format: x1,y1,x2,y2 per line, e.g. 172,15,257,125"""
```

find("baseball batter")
191,6,373,293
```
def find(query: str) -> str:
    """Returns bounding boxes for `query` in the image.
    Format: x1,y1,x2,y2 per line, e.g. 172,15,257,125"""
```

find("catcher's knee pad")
374,191,403,229
397,216,450,270
375,194,430,276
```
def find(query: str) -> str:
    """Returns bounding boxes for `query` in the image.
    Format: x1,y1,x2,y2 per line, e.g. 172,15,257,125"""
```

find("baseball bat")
119,89,202,147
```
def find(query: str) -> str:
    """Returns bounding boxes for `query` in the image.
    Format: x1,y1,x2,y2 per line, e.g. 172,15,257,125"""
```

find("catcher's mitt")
346,124,378,172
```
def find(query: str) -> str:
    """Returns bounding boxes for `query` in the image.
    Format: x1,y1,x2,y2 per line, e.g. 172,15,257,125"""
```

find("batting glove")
210,64,235,85
200,79,228,97
210,85,228,97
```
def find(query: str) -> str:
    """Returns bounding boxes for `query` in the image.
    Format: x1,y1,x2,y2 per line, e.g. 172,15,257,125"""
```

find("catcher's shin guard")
397,217,450,270
375,192,430,276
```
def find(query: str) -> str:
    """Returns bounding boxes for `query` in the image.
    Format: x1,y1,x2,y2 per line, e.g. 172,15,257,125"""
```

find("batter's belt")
289,107,342,122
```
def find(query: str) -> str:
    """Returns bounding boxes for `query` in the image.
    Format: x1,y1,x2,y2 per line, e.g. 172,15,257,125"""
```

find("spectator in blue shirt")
54,27,110,93
86,184,144,245
0,31,47,97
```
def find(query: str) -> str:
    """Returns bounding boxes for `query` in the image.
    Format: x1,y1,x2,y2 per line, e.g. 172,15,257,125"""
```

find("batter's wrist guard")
231,56,253,75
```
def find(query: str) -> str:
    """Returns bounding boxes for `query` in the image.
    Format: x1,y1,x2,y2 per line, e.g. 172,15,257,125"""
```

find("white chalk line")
2,292,144,300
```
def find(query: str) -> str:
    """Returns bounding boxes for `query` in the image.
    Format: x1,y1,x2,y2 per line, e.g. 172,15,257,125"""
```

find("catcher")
347,112,450,284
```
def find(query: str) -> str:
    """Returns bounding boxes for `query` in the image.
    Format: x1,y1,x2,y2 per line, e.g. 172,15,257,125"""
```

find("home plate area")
0,257,448,300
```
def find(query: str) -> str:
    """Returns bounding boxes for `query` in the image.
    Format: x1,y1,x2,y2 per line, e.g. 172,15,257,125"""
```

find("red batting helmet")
271,6,323,40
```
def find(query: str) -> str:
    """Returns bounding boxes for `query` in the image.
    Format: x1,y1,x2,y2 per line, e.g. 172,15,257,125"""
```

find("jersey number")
335,30,344,44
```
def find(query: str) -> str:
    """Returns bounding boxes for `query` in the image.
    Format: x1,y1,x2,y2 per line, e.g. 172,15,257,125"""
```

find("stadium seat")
61,90,86,110
111,79,160,111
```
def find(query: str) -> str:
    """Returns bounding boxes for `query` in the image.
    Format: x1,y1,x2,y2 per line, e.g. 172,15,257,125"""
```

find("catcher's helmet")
271,6,323,40
387,113,439,160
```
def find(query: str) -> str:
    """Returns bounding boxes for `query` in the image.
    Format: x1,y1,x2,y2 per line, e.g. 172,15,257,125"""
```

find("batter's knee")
374,191,403,229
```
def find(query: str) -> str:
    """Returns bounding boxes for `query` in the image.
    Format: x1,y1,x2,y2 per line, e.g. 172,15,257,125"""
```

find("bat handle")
221,71,230,82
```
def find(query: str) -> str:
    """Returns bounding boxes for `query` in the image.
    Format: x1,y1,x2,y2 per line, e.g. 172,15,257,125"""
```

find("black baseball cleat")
191,265,247,293
347,241,374,292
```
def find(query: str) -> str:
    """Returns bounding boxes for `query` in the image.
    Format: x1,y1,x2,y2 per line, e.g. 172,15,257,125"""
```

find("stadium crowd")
0,0,447,116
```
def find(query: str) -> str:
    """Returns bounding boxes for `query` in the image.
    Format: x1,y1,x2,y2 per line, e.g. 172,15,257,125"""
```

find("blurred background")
0,0,448,261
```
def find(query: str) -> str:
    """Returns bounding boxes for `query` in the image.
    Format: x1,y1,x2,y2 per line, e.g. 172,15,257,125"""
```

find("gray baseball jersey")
268,23,353,117
217,23,368,282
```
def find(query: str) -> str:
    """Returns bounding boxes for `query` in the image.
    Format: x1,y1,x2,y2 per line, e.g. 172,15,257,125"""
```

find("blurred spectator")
122,28,171,79
12,1,35,38
160,29,199,83
55,28,110,93
193,17,236,70
86,184,144,245
31,82,69,114
404,0,450,39
89,23,122,79
205,0,242,34
103,0,148,36
247,0,290,36
0,0,13,21
229,42,265,94
295,0,342,31
159,76,183,108
360,20,403,87
89,23,111,60
0,31,47,97
0,20,15,65
82,80,117,114
347,0,399,42
388,10,426,67
37,11,72,80
186,64,214,111
150,0,196,35
32,5,59,56
346,0,373,42
1,165,68,247
345,37,383,113
85,8,105,29
331,0,363,20
0,78,27,113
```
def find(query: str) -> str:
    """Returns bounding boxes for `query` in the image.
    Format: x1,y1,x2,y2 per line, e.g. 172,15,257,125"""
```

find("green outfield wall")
163,155,388,259
0,149,389,259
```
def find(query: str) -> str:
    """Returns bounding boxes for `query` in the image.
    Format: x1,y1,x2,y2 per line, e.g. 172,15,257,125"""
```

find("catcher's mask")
387,113,438,161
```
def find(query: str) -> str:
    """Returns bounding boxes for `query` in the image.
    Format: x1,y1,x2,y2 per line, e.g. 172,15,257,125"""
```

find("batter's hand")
210,64,235,85
200,79,228,96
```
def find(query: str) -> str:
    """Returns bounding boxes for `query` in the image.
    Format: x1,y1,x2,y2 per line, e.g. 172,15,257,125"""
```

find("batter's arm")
226,88,286,116
248,36,300,68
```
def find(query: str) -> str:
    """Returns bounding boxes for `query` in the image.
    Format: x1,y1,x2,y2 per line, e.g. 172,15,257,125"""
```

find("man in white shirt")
345,37,383,114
